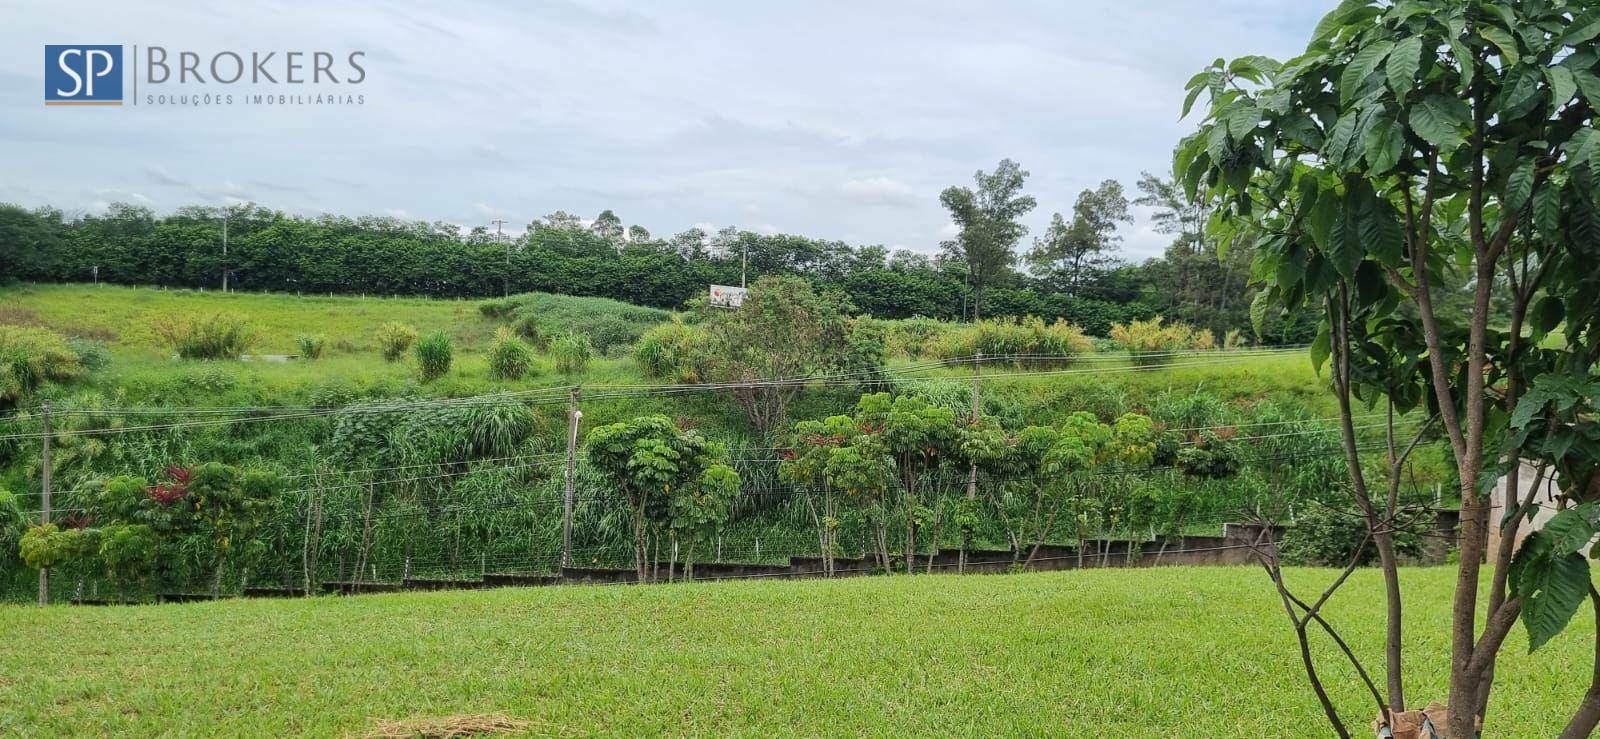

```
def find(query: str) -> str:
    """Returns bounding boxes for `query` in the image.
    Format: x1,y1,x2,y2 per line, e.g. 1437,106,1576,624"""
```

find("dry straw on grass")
360,713,532,738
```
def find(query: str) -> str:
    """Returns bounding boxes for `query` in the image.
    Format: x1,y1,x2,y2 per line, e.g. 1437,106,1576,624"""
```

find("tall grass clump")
414,331,453,381
295,333,326,360
550,331,594,375
486,328,536,380
885,316,947,359
1110,317,1216,366
0,326,86,407
633,321,702,380
933,317,1093,367
152,312,256,360
375,321,418,362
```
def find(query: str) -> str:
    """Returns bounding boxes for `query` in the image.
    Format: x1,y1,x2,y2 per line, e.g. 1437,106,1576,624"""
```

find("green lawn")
0,567,1589,736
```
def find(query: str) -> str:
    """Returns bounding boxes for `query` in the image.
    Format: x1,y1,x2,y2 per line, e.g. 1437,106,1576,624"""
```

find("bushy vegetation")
1110,317,1215,366
295,334,326,360
549,332,593,375
1279,505,1423,568
152,312,256,360
485,328,535,380
481,292,670,355
932,317,1094,366
374,321,418,362
413,331,453,381
0,326,86,407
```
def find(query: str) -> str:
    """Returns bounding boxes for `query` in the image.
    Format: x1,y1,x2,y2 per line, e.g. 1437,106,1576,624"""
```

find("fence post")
561,385,582,569
38,401,52,606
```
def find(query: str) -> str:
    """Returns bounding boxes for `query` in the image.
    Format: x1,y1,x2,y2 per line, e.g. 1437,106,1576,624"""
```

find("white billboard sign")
709,284,748,309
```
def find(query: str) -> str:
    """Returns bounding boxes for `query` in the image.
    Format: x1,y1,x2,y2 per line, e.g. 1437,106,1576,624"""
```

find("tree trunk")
1557,586,1600,739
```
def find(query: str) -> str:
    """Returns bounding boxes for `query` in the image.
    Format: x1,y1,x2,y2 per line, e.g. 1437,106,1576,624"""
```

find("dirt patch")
0,306,41,326
360,714,532,738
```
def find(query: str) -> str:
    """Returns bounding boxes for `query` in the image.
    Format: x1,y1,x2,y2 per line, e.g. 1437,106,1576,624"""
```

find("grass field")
0,567,1589,736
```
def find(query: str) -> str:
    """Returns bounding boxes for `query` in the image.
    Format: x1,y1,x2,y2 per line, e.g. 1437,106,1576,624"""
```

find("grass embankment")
0,567,1588,736
0,283,1327,414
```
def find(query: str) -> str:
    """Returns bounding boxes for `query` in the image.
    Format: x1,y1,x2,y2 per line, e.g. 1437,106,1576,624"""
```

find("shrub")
65,337,110,372
550,331,593,374
375,321,418,362
486,328,535,380
295,333,326,360
18,523,96,570
0,326,86,406
414,331,453,381
1109,317,1216,366
511,312,546,349
633,321,702,380
477,297,517,319
152,312,256,360
1279,504,1424,567
932,317,1093,366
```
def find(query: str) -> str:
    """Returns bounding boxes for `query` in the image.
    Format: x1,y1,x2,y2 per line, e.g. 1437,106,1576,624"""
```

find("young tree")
780,415,861,576
854,393,960,573
1026,180,1132,293
939,158,1037,321
696,275,862,433
585,415,740,582
1178,2,1600,735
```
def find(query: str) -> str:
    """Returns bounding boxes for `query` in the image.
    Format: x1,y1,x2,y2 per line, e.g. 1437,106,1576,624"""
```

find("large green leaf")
1355,191,1405,268
1408,93,1470,150
1341,39,1394,104
1544,504,1600,556
1564,10,1600,46
1480,26,1520,65
1310,321,1331,375
1386,36,1423,96
1494,66,1543,119
1224,102,1263,140
1575,69,1600,108
1362,110,1405,172
1512,533,1591,653
1547,66,1577,111
1504,159,1536,213
1323,112,1362,166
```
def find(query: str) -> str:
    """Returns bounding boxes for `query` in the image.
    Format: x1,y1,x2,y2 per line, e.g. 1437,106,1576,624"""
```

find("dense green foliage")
0,200,1271,340
0,326,85,408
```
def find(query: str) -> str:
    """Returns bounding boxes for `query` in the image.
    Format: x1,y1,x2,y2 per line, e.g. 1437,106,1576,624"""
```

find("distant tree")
591,209,624,245
528,211,583,232
939,158,1036,321
626,224,652,243
1026,179,1131,292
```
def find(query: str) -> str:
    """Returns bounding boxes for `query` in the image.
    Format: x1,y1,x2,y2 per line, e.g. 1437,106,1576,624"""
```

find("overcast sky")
2,1,1329,260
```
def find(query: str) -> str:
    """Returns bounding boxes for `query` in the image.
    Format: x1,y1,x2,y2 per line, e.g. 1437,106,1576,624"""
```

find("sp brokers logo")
44,45,123,105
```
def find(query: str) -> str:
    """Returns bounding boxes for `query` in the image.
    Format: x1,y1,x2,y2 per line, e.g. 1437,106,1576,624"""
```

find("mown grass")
0,567,1589,736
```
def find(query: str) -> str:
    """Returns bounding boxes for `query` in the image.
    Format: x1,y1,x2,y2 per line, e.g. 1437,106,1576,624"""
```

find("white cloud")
0,0,1325,254
839,176,917,207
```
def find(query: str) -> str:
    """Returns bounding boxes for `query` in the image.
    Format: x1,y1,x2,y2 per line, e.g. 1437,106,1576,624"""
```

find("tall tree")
939,158,1036,320
1025,179,1131,292
590,209,624,246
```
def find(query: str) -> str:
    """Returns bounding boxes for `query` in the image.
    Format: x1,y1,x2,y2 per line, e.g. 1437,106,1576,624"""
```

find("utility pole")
961,353,981,573
561,386,582,569
38,401,52,606
491,219,510,297
740,241,748,289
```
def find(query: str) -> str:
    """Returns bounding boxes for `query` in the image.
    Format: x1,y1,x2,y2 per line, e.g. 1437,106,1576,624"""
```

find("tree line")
0,174,1287,339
